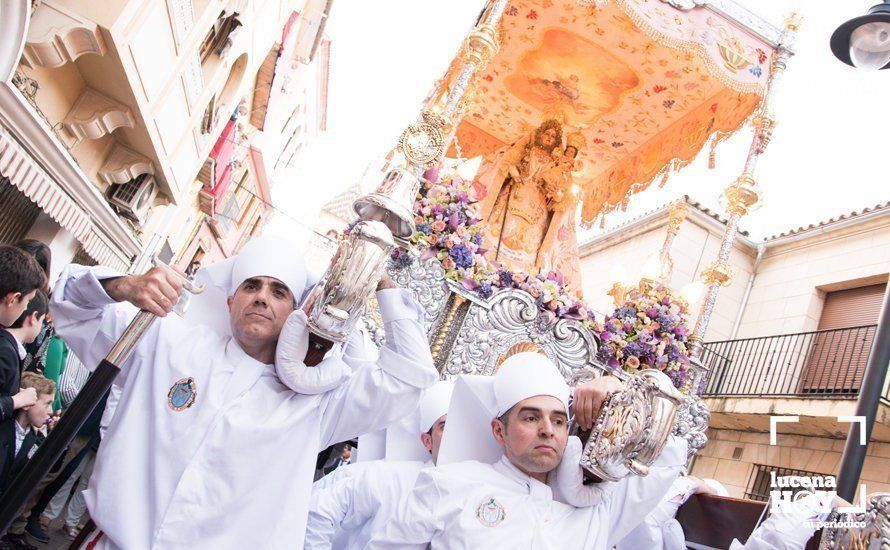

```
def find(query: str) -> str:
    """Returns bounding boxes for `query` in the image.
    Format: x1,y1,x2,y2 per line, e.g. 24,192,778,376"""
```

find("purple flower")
624,342,645,358
448,244,474,269
615,305,636,321
667,367,688,389
498,270,514,287
473,233,484,247
390,249,413,269
448,212,459,230
417,223,431,235
667,347,680,361
477,282,493,299
646,307,659,318
657,313,679,332
597,345,614,362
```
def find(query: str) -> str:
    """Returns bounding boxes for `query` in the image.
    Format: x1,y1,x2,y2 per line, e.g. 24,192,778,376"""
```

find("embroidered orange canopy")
443,0,781,226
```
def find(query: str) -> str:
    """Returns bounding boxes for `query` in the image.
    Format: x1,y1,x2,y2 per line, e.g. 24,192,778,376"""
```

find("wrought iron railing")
701,325,883,400
745,463,831,502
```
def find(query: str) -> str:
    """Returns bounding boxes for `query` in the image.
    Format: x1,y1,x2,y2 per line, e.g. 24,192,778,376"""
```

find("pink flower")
626,356,641,369
431,220,447,232
441,257,456,270
428,234,440,245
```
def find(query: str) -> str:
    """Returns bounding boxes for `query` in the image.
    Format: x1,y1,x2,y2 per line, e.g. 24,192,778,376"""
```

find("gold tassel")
708,139,718,169
658,170,670,188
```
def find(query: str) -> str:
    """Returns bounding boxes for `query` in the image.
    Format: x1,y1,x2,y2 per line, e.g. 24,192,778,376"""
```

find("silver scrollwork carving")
820,493,889,549
386,255,450,332
672,394,710,459
440,288,599,383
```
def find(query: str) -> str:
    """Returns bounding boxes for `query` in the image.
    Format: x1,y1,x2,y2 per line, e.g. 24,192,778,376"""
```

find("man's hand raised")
102,265,185,317
572,375,624,431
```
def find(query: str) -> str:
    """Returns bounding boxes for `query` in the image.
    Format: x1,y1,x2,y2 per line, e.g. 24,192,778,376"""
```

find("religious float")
341,0,889,546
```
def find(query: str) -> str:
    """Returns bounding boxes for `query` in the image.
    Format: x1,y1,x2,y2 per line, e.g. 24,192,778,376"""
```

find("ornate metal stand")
388,255,602,382
687,16,799,360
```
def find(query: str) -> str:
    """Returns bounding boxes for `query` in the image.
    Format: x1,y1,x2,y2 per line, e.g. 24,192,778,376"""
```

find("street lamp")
830,5,890,505
831,1,890,70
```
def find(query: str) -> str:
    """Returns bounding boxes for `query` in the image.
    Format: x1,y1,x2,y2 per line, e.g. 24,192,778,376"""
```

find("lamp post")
830,6,890,503
830,1,890,70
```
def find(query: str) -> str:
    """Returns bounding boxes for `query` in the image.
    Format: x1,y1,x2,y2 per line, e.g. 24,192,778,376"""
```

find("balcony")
699,325,890,439
702,325,884,399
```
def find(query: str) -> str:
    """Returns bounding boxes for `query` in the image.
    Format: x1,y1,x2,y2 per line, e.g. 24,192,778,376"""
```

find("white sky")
267,0,890,245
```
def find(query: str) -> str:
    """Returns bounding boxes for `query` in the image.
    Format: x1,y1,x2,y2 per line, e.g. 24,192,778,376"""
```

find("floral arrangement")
396,173,595,327
595,282,692,391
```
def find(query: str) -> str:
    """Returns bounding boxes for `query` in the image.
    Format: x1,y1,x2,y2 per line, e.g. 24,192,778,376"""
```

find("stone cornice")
99,141,155,185
21,1,106,68
63,87,135,143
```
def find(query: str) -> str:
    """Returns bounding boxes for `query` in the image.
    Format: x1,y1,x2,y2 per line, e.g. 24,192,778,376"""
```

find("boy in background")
1,291,48,426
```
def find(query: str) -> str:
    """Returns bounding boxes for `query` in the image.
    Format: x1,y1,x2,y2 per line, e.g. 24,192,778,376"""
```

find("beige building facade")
578,198,890,501
0,0,330,275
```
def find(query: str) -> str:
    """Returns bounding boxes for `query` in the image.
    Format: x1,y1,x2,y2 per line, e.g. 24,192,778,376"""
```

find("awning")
0,125,130,270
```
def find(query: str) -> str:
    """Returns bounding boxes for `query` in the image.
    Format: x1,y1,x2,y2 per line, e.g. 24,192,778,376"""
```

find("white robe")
50,265,437,550
369,436,687,549
615,475,699,550
306,459,429,549
729,493,827,550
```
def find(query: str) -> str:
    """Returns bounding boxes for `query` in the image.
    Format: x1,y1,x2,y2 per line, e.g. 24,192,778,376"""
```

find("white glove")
550,436,611,507
275,310,352,395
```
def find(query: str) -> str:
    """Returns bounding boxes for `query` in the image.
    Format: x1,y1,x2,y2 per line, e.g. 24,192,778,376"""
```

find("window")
745,463,830,502
801,283,885,393
200,11,242,62
217,190,241,233
201,94,217,134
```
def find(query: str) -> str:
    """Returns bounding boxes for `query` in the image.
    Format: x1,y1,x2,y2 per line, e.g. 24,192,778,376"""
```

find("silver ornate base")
820,493,889,548
385,253,710,459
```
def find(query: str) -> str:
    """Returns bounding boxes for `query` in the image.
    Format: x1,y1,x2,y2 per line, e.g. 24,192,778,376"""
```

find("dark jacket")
0,328,23,422
0,418,40,494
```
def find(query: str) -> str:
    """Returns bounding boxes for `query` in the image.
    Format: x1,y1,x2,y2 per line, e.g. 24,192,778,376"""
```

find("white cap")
494,352,570,416
184,236,308,337
357,380,455,463
419,380,454,433
437,353,569,466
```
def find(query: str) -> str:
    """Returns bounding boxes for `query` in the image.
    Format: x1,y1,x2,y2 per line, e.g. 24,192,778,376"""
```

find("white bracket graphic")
770,416,799,445
837,416,867,446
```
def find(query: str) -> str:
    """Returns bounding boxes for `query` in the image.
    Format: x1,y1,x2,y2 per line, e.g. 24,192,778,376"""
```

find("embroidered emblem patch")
475,497,506,527
167,377,197,411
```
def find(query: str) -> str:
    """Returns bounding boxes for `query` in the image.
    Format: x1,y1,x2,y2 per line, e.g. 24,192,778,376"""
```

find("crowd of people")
1,242,99,550
0,235,850,550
